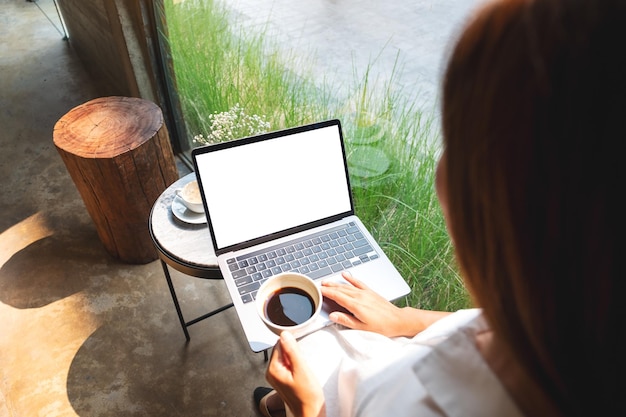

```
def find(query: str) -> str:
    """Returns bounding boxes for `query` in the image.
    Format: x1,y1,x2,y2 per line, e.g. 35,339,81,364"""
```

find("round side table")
149,172,233,340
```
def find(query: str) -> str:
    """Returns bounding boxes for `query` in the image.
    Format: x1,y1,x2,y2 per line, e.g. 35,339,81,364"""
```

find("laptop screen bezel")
191,119,355,255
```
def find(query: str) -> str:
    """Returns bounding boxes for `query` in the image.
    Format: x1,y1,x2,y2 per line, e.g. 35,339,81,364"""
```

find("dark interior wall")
55,0,170,104
56,0,137,97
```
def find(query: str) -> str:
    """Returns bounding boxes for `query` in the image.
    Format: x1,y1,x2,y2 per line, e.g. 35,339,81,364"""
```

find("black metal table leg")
161,260,190,340
185,302,234,327
161,258,236,339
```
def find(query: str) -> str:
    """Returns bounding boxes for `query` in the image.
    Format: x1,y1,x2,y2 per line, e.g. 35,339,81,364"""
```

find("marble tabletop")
149,172,220,277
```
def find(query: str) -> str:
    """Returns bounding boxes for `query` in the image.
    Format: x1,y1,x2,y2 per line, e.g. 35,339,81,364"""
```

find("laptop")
191,119,410,352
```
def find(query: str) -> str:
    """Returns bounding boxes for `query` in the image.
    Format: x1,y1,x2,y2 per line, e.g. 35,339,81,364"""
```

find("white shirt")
296,308,524,417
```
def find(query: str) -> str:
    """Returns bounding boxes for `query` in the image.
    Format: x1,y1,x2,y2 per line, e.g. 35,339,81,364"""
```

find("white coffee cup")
175,179,204,213
256,272,323,337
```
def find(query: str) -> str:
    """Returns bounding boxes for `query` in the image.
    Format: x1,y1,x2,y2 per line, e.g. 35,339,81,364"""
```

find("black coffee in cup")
264,286,315,326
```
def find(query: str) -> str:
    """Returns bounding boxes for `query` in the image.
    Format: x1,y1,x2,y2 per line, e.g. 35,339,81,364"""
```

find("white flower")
193,104,270,145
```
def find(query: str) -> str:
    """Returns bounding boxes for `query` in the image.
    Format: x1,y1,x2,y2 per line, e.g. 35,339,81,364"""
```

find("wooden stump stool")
53,96,179,264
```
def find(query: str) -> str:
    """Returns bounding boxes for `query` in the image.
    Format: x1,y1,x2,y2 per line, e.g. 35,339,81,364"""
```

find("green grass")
162,0,471,311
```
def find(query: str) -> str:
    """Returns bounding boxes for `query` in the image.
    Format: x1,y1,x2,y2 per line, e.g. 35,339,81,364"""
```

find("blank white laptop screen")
193,124,353,252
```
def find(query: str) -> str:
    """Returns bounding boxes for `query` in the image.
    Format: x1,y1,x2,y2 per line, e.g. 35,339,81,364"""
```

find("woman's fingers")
322,271,369,291
320,272,406,336
267,331,304,385
277,331,299,369
339,271,370,289
267,339,290,383
321,272,378,312
267,332,326,417
328,310,366,329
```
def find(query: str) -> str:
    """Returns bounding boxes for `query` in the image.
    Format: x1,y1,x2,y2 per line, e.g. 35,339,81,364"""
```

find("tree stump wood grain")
53,96,179,264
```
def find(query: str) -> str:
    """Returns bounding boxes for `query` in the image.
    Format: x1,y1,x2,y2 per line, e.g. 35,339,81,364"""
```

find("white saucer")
171,195,206,224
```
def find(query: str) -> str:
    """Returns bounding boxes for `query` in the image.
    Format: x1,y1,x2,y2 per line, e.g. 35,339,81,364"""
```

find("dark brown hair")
442,0,626,414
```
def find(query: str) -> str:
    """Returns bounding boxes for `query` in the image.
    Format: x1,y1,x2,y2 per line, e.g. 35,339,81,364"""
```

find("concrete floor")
0,1,269,416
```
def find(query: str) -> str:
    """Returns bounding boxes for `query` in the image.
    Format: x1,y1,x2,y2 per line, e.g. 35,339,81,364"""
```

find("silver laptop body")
192,119,410,352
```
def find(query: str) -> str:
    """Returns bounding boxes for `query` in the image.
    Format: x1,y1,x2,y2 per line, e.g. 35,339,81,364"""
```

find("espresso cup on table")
256,272,323,337
176,179,204,213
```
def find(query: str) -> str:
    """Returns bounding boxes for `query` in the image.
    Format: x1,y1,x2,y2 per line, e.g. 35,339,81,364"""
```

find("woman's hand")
322,272,451,337
266,331,326,417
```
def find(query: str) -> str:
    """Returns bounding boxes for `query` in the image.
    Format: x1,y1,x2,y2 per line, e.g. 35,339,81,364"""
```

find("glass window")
155,0,456,165
153,0,475,310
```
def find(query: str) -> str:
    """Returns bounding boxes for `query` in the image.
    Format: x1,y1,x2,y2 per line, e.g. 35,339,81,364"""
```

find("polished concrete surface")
0,0,482,415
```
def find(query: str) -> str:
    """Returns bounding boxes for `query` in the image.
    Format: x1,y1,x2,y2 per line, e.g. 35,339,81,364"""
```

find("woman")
255,0,626,415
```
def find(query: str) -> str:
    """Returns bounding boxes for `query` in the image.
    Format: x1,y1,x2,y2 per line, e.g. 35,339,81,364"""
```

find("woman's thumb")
278,331,301,368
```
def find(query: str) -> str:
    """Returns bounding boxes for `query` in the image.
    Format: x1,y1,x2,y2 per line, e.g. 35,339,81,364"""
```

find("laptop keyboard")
227,221,379,303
